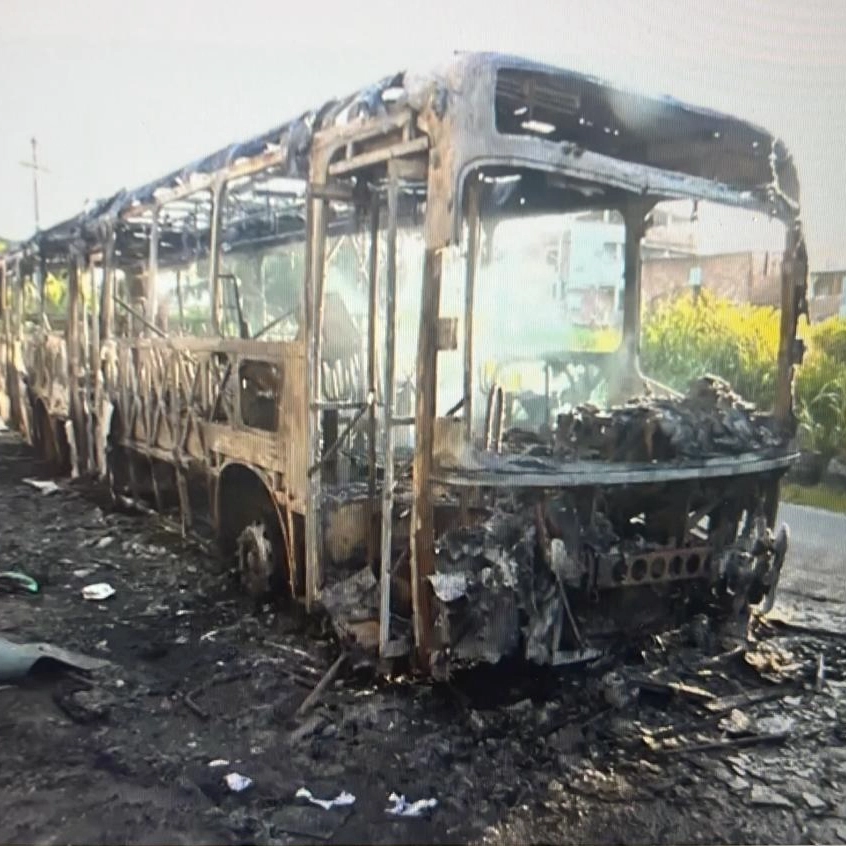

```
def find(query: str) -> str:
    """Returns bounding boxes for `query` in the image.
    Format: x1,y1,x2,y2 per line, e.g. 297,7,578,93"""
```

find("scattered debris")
72,568,95,579
183,668,253,721
756,714,796,734
0,636,110,682
295,653,347,717
82,583,116,601
0,571,39,594
634,677,715,703
749,784,794,808
54,687,114,724
208,759,229,768
288,714,328,744
272,805,351,841
705,690,789,714
802,792,827,810
658,729,792,756
224,773,253,792
386,792,438,817
95,536,115,549
817,654,827,690
22,478,59,495
719,709,752,735
296,787,356,810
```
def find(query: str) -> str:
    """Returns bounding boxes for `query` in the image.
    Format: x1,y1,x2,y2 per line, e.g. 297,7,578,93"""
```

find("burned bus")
0,53,807,675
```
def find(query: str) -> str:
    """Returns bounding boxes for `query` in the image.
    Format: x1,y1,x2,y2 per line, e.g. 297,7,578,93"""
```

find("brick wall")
641,251,783,308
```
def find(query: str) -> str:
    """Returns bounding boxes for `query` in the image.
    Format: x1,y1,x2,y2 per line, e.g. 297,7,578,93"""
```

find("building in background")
808,269,846,320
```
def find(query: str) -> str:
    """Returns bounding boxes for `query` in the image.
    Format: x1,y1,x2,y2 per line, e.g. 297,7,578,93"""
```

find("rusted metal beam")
774,220,808,425
66,250,84,476
114,295,167,339
304,182,328,611
145,213,159,333
617,202,647,400
99,227,115,342
328,136,429,177
209,180,224,336
463,180,481,442
410,245,443,667
379,165,400,657
0,260,7,335
365,193,380,575
88,252,101,474
307,183,354,203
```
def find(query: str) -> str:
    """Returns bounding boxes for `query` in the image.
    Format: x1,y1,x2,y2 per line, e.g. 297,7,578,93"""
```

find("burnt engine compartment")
319,376,794,672
428,473,788,671
426,376,793,671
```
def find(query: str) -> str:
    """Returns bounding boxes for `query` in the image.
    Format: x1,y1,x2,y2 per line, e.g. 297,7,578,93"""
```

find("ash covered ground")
2,430,846,845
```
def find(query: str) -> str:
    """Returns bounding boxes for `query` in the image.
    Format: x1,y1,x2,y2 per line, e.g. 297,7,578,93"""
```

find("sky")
2,0,845,267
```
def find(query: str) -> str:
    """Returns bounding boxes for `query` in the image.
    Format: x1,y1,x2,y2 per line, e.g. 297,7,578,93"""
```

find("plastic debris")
208,759,229,768
0,571,40,594
23,478,59,495
296,787,356,810
0,636,110,682
73,569,95,579
95,536,115,549
82,583,116,601
385,792,438,817
224,773,253,792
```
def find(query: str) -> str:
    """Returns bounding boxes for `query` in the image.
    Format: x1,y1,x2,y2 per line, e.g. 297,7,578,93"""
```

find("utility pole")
19,137,49,232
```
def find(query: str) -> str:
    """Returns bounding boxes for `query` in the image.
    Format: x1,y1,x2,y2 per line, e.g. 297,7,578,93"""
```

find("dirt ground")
2,429,846,846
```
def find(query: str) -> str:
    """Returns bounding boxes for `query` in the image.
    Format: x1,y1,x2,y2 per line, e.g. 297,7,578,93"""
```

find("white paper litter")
385,792,438,817
82,583,116,601
95,536,115,549
208,759,230,768
224,772,253,792
23,478,60,495
296,787,356,810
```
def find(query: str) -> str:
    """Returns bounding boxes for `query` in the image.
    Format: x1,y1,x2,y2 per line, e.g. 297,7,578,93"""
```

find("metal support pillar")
209,180,224,335
365,194,380,575
378,166,400,656
304,183,329,610
409,244,443,667
463,179,481,442
146,212,159,333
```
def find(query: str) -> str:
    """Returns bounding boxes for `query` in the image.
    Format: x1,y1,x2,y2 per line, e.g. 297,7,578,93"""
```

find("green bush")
641,290,780,408
795,318,846,457
641,293,846,458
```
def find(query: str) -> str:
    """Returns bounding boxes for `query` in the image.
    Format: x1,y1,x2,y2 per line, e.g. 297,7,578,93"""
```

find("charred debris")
323,375,794,677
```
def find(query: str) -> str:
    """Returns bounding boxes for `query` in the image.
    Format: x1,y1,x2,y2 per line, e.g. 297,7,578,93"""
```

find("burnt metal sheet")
11,53,799,259
433,452,797,488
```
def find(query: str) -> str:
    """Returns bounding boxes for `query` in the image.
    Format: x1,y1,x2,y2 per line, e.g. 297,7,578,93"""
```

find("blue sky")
2,0,845,266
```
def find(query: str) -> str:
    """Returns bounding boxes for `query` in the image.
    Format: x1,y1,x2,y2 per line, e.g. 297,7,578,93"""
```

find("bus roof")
9,52,799,262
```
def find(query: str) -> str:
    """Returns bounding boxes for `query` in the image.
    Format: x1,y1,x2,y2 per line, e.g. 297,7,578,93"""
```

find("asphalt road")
777,502,846,603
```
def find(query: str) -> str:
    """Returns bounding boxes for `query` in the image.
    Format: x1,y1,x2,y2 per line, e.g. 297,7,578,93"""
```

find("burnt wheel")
236,514,288,599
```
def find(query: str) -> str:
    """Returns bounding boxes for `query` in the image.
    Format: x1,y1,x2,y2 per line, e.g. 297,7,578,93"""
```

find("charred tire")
236,512,289,599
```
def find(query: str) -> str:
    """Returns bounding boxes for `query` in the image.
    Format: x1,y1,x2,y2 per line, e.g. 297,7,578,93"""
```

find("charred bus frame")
0,53,808,674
